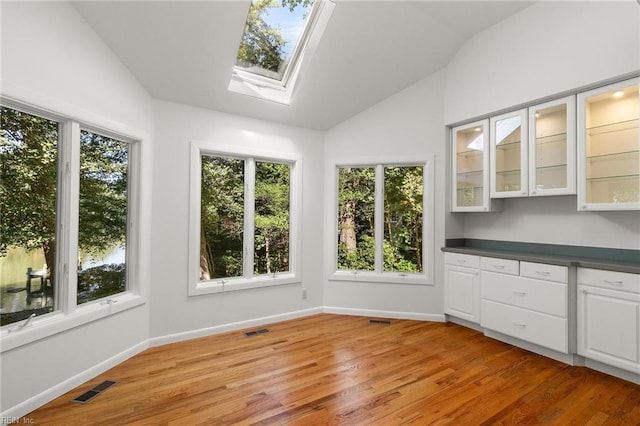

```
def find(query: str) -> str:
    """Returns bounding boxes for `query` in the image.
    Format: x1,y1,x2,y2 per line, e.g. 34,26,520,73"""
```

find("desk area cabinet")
444,253,480,324
578,268,640,374
480,258,569,354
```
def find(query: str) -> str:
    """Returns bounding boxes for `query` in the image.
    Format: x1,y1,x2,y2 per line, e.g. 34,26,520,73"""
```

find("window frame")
328,156,435,286
0,97,145,352
188,141,302,296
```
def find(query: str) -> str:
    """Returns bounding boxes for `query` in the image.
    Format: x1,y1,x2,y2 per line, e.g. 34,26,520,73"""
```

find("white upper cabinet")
577,78,640,210
451,119,497,211
528,96,576,196
490,109,528,198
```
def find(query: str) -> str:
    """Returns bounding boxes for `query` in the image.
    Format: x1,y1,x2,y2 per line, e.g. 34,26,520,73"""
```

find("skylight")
229,0,335,105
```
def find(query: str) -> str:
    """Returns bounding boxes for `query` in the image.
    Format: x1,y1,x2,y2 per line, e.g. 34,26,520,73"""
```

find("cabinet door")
451,119,492,211
444,264,480,323
578,285,640,374
528,96,576,196
490,109,528,198
577,78,640,210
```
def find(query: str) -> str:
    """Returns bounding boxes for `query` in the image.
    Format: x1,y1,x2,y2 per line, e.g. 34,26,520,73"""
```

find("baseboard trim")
323,306,445,322
148,307,323,348
2,340,149,421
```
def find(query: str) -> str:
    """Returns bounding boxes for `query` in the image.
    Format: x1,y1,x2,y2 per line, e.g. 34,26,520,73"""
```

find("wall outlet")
302,288,308,299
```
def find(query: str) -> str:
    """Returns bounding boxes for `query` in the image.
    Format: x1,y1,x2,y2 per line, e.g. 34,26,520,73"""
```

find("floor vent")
245,328,270,337
72,380,117,404
369,319,392,325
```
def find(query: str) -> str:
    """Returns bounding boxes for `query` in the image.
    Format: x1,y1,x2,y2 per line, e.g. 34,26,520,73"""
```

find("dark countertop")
442,239,640,274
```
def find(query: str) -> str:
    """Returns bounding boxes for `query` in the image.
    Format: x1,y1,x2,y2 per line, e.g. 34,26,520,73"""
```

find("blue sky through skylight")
261,2,312,61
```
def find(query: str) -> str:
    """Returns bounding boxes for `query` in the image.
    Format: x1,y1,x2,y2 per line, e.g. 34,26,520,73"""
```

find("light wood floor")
27,314,640,425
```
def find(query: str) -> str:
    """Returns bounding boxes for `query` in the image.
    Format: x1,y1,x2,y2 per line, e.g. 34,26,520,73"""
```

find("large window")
331,159,434,285
189,142,300,295
0,104,138,331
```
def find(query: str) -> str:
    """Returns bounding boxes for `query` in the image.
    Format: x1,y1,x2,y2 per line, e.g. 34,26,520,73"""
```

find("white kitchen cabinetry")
444,253,480,323
451,120,499,212
578,268,640,374
577,78,640,210
528,96,576,196
481,258,569,353
490,109,528,198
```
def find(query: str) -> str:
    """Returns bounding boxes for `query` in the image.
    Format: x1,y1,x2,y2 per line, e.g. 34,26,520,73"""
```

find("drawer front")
578,268,640,294
444,252,480,268
520,262,568,283
481,257,519,275
481,272,566,317
481,300,568,353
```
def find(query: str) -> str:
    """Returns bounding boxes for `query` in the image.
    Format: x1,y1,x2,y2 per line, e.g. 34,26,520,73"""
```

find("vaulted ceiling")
73,1,535,130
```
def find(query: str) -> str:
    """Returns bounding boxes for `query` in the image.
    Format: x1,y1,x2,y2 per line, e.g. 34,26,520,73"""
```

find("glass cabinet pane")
529,96,575,196
453,121,487,209
582,81,639,206
490,109,527,198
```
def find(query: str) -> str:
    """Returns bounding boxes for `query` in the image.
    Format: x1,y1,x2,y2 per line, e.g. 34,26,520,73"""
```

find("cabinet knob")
513,291,527,296
604,279,623,286
513,322,527,328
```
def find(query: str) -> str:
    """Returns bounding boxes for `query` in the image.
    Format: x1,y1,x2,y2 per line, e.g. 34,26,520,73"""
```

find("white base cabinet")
444,253,480,324
578,268,640,374
480,258,569,354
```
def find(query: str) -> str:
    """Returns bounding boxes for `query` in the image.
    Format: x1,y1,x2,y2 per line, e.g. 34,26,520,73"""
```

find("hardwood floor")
27,314,640,425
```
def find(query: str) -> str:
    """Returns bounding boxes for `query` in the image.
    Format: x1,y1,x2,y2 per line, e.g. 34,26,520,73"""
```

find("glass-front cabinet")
451,119,493,211
578,78,640,210
528,96,576,196
490,109,528,198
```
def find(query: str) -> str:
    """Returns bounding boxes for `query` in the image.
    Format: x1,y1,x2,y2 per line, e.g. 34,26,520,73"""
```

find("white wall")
444,1,640,249
149,100,325,340
323,70,447,318
445,1,640,125
0,1,153,415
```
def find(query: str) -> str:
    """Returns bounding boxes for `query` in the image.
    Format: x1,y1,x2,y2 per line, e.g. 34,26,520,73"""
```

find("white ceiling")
72,1,535,130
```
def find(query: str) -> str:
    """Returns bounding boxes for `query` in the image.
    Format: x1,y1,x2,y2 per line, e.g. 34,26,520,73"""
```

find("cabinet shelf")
586,173,639,182
586,118,638,136
496,168,522,175
457,169,483,176
536,163,568,172
457,149,483,157
535,132,567,146
456,186,483,191
496,140,521,150
586,149,639,161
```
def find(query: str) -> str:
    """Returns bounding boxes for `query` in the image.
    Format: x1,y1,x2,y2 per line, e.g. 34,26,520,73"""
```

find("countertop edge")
441,246,640,274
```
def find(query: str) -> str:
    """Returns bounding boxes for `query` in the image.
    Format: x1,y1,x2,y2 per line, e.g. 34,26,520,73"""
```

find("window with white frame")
189,141,301,296
330,158,434,285
0,104,139,331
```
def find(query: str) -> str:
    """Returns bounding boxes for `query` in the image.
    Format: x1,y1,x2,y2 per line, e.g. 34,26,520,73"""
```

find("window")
331,158,434,285
0,108,59,325
189,141,300,295
0,103,140,337
77,130,129,304
228,0,335,105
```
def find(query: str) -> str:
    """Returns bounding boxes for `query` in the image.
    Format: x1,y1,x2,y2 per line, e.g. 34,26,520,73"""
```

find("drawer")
578,268,640,294
445,252,480,268
481,272,566,317
481,257,519,275
481,300,568,353
520,262,568,283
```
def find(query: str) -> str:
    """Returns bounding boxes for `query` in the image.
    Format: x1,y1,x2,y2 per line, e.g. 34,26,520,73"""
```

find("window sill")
328,271,432,286
0,293,145,353
189,273,300,296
